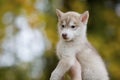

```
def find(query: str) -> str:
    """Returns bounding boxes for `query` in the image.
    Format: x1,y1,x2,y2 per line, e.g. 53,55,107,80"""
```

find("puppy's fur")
50,9,109,80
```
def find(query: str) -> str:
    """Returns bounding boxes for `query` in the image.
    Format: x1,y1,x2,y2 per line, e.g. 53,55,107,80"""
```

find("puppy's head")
56,9,89,42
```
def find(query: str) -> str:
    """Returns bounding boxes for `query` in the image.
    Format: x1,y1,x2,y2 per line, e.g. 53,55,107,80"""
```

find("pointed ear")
80,11,89,25
56,9,64,19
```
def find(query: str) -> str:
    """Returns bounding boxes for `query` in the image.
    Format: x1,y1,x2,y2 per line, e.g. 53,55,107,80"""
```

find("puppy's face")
56,9,89,42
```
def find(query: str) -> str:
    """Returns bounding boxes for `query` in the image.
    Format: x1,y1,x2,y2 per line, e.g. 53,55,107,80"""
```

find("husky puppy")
50,9,109,80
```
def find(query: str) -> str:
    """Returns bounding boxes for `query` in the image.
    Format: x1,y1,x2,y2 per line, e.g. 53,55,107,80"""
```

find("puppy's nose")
62,33,67,39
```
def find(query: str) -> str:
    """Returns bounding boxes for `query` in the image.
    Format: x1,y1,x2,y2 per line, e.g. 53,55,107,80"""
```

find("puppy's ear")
56,9,64,19
80,11,89,25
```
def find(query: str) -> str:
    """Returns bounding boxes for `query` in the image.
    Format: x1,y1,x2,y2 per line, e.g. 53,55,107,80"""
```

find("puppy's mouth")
62,37,73,42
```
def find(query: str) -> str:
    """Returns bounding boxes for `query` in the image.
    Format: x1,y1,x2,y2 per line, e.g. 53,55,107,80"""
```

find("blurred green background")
0,0,120,80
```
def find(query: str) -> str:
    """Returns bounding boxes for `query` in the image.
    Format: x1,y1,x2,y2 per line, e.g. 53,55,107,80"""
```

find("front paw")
50,72,60,80
50,76,56,80
50,73,56,80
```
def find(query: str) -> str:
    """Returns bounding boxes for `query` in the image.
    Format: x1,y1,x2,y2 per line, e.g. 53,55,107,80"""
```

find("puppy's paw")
50,71,60,80
50,72,56,80
50,76,56,80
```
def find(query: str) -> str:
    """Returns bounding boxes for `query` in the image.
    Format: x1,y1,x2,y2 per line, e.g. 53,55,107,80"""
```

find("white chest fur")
56,41,83,59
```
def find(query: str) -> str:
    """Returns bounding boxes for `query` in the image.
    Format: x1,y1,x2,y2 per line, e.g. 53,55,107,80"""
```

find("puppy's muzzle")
62,33,68,39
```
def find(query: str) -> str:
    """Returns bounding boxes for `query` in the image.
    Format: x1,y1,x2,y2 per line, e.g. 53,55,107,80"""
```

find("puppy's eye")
61,25,65,28
71,25,76,29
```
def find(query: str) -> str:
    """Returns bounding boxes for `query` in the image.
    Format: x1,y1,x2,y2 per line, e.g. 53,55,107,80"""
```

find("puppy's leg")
69,59,82,80
50,57,75,80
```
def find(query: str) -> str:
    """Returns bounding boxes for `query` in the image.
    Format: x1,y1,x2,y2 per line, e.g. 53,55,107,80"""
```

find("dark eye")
61,25,65,28
71,25,76,29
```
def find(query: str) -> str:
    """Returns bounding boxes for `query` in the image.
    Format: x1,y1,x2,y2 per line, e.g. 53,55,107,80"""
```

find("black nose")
62,33,67,39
